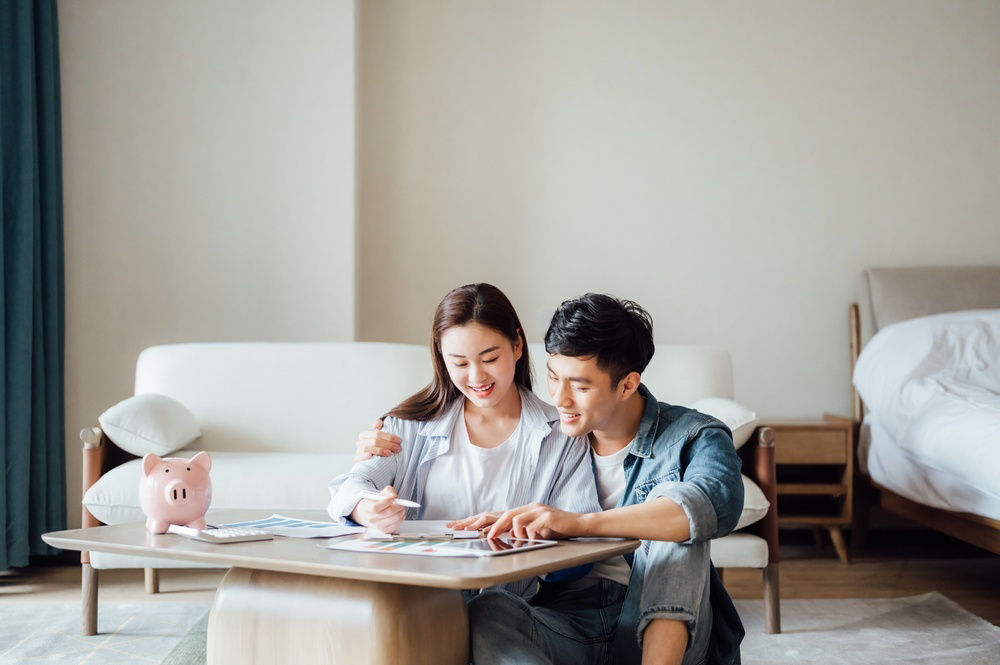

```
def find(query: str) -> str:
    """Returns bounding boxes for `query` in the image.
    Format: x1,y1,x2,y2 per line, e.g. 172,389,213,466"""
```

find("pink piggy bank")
139,452,212,534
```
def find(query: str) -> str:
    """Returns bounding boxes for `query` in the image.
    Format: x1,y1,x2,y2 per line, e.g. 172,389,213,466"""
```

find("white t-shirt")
578,442,633,587
421,413,522,520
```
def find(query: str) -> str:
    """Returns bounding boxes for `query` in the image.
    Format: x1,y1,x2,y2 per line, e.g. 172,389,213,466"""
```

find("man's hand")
447,511,503,532
351,486,405,533
486,502,587,540
353,419,403,461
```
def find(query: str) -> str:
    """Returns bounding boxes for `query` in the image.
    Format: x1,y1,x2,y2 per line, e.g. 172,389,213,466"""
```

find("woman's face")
439,322,522,410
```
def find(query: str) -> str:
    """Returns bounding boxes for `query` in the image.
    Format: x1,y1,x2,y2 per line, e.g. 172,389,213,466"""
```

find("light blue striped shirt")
328,388,600,598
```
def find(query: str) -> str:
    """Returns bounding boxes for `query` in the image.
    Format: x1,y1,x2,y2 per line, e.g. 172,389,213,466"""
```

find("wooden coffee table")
43,510,638,665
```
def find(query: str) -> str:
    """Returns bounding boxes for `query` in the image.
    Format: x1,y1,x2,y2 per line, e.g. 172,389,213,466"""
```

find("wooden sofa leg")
145,568,160,594
82,563,98,635
763,563,781,634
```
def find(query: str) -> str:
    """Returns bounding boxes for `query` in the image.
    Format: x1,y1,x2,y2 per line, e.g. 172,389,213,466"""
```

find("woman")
327,283,599,598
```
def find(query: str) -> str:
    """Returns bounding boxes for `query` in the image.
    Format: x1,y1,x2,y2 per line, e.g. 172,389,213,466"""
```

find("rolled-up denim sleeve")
645,480,718,543
646,425,744,542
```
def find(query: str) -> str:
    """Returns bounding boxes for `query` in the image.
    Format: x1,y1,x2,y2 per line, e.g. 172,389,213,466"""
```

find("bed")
849,266,1000,554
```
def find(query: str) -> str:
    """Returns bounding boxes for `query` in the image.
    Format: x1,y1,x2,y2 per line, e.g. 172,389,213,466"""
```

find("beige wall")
60,0,356,527
58,1,1000,528
359,2,1000,414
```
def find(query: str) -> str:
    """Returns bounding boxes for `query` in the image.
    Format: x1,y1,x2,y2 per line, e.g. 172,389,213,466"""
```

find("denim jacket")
613,384,745,665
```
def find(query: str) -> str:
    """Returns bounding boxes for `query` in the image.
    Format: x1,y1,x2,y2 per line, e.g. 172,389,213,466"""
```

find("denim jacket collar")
416,387,556,443
628,384,661,459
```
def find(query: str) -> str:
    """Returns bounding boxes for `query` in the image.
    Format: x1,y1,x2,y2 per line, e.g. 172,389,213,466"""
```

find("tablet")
437,536,557,556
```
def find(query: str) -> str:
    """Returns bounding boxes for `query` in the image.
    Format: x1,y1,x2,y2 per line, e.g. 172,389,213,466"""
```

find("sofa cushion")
710,532,769,569
735,474,770,531
83,451,357,525
688,397,758,449
85,450,769,534
90,551,222,570
99,393,201,457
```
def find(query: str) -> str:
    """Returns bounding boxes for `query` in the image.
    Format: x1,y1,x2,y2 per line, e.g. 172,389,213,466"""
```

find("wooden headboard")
850,265,1000,420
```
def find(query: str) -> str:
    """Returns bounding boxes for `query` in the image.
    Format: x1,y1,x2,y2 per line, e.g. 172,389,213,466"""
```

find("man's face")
546,353,622,438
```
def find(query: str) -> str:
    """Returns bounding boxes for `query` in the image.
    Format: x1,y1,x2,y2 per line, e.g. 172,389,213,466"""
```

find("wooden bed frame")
849,300,1000,555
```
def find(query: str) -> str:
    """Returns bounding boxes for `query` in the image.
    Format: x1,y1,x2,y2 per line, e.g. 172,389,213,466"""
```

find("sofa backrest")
135,343,433,454
135,342,733,455
526,343,733,406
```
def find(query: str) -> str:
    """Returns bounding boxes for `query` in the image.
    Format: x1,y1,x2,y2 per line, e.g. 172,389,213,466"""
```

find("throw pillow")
688,397,758,449
98,393,201,457
735,474,771,530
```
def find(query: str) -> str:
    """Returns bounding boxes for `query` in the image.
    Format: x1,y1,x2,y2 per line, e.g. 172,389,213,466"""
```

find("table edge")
42,532,639,590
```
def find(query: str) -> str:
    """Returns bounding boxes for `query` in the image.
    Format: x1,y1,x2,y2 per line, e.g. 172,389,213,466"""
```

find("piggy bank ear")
190,451,211,473
142,454,162,477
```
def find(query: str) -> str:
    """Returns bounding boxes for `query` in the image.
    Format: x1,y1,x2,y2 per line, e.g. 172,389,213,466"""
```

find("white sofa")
81,342,779,633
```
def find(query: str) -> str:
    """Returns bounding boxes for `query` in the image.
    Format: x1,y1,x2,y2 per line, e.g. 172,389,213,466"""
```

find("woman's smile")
469,382,495,397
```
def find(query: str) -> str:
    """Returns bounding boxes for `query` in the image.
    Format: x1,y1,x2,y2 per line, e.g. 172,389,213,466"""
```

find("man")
454,293,745,665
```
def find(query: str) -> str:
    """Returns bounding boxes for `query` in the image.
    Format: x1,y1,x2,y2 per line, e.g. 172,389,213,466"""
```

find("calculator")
167,524,274,543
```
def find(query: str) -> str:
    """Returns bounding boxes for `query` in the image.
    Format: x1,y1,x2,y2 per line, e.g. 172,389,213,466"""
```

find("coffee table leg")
208,568,469,665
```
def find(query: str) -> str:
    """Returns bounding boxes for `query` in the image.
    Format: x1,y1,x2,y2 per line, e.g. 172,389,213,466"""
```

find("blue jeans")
468,578,627,665
469,540,717,665
614,539,714,665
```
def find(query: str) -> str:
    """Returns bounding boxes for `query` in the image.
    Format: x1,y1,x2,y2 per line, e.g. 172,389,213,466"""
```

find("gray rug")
736,592,1000,664
2,593,997,664
161,611,208,665
0,603,209,665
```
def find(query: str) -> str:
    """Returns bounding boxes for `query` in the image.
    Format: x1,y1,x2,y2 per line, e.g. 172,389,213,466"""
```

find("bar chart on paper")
219,514,365,538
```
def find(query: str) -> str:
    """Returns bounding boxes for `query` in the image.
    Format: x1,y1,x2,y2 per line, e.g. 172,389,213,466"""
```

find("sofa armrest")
80,424,138,563
80,425,108,531
738,426,779,564
80,425,108,565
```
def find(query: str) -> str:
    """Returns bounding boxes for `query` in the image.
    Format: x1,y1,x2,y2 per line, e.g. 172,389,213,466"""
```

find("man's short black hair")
544,293,655,386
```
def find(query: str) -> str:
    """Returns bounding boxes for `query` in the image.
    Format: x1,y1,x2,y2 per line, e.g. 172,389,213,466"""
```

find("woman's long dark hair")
386,283,532,421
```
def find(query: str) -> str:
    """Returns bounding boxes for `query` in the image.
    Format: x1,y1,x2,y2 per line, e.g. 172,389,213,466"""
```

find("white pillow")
688,397,758,449
98,393,201,457
735,474,770,531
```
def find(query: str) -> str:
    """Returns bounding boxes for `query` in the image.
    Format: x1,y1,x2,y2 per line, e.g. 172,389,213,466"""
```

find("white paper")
328,538,472,557
365,520,480,540
219,514,365,538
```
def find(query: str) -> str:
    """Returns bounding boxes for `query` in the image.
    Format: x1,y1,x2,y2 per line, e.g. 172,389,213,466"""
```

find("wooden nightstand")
763,415,854,564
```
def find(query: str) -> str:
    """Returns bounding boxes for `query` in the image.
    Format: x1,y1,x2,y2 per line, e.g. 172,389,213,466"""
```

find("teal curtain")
0,0,66,568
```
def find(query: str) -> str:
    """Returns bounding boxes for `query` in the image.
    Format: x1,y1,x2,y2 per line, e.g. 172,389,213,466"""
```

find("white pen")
358,489,421,508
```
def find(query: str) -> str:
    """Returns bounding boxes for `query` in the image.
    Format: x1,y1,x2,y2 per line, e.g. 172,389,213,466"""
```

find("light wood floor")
5,532,998,625
1,564,223,605
723,531,1000,626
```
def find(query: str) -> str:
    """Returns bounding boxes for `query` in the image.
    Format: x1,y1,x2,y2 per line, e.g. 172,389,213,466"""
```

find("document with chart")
328,535,557,557
219,514,365,538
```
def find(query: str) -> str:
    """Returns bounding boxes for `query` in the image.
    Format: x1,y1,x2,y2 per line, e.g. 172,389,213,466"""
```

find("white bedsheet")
866,411,1000,520
855,309,1000,520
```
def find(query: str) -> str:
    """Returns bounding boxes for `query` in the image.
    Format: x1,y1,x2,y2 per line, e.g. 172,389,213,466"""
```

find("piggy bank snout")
162,478,197,505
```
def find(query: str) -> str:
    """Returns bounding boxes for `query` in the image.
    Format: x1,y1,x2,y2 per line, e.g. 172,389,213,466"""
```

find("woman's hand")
447,511,503,532
351,486,405,533
354,419,403,461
